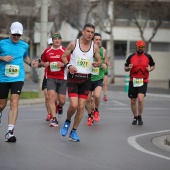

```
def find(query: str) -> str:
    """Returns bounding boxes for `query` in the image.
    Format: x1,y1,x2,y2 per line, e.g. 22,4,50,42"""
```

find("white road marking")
128,130,170,160
101,100,127,106
106,107,169,110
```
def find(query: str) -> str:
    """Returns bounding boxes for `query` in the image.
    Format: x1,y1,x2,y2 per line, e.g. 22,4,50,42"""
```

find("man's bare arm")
93,44,101,67
62,41,75,65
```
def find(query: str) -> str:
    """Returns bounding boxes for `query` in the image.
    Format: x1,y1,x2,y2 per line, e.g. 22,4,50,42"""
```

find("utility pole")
38,0,48,97
109,0,115,84
35,0,53,97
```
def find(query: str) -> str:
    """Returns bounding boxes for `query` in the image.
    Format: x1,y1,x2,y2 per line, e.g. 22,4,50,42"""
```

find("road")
0,88,170,170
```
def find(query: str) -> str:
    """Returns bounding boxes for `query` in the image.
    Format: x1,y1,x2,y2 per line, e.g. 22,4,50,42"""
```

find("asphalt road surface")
0,89,170,170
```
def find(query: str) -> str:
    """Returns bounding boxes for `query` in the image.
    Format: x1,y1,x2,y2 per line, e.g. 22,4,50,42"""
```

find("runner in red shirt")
124,40,155,126
41,32,69,127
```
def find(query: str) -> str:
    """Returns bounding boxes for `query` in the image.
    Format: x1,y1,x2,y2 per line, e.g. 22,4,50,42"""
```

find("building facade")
0,0,170,81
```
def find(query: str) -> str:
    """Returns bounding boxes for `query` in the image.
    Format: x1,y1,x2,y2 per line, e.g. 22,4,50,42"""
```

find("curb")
7,98,45,106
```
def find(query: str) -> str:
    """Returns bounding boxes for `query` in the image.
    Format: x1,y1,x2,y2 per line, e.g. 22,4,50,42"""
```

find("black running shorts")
128,81,147,99
0,81,24,99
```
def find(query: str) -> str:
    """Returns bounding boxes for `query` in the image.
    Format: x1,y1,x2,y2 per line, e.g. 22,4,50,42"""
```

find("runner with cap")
0,21,38,142
40,32,69,127
124,40,155,125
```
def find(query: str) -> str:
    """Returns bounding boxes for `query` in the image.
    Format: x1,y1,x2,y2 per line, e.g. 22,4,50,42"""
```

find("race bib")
50,62,61,72
77,57,90,68
91,67,99,75
133,78,144,87
5,64,20,77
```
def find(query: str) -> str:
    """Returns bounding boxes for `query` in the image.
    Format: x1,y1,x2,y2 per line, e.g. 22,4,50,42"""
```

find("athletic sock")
66,119,71,123
58,106,62,109
88,114,92,117
8,124,14,132
95,108,98,112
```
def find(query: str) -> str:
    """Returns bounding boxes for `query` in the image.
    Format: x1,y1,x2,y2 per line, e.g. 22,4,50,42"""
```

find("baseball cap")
52,32,62,40
10,22,23,35
48,38,53,45
136,40,146,47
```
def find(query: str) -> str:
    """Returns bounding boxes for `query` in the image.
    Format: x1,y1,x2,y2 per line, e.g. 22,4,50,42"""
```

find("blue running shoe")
60,121,70,136
69,130,80,142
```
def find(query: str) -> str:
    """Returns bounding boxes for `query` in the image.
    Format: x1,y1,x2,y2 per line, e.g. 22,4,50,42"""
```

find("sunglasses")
12,34,21,37
137,46,145,50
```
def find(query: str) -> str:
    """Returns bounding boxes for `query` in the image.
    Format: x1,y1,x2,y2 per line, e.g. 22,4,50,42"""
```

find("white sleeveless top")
70,39,94,74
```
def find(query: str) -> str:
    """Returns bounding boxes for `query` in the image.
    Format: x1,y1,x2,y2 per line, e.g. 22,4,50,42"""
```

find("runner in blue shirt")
0,21,37,142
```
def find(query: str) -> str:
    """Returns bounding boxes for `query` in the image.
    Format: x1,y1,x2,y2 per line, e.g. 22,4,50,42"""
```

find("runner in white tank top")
60,23,101,142
69,39,94,74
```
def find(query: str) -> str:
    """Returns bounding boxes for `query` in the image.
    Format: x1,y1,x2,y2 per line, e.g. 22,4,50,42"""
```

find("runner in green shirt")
85,33,108,126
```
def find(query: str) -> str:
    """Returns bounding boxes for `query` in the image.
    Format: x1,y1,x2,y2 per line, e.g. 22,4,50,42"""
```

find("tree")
115,0,170,51
49,0,91,36
90,0,170,83
89,0,115,83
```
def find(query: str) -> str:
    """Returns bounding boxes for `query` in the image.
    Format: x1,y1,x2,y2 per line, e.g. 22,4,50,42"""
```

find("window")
151,42,170,52
133,9,149,20
114,41,127,59
129,41,136,53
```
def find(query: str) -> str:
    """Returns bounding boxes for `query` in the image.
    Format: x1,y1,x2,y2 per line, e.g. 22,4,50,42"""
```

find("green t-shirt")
91,47,105,81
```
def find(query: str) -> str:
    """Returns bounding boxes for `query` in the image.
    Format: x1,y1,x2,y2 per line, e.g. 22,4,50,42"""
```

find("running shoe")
58,107,63,118
103,95,108,101
138,116,143,125
5,130,16,142
0,112,2,124
132,117,138,125
60,121,70,136
93,111,100,122
86,116,94,126
69,130,80,142
50,118,58,127
46,114,52,121
91,109,95,116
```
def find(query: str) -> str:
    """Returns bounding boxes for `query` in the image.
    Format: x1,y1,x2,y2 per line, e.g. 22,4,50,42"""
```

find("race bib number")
133,78,144,87
91,67,99,75
77,57,90,68
5,65,20,77
50,62,61,72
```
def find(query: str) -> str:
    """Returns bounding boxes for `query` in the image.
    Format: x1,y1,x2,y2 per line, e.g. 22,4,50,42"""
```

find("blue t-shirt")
0,37,29,82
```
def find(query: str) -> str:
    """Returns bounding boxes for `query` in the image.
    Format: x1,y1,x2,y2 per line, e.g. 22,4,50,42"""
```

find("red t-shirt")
41,46,69,80
125,52,155,83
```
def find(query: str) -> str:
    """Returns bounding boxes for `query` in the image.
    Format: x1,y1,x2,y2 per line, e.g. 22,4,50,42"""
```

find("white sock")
8,124,14,132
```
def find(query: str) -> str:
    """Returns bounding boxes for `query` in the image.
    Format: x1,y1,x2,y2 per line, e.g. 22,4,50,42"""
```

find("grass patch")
19,91,38,99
